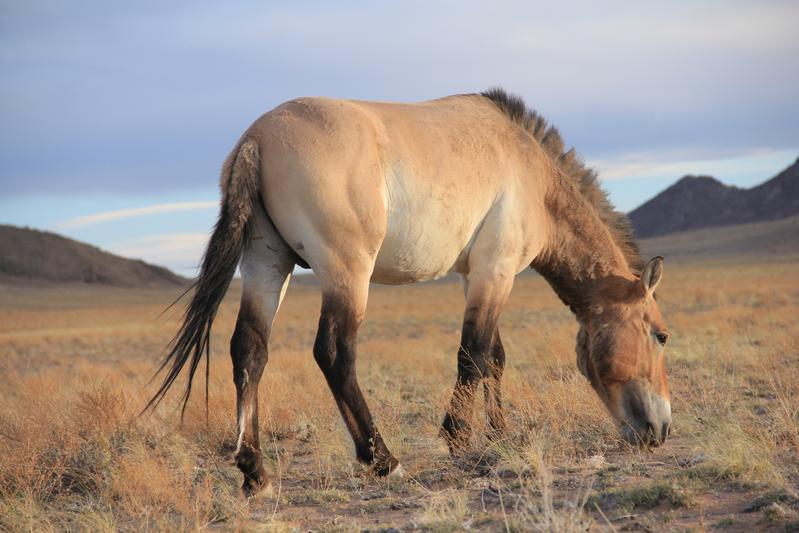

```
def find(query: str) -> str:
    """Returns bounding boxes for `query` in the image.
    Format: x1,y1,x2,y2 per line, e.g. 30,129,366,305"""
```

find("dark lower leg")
484,330,507,440
314,295,399,475
332,378,397,474
441,315,493,454
231,301,270,495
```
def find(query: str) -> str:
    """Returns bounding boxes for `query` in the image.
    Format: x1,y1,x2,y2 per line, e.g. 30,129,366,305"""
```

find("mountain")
629,157,799,238
638,215,799,261
0,225,186,287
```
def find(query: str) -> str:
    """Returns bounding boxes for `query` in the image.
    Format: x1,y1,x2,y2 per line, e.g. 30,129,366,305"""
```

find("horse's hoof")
439,425,472,456
372,455,402,477
389,462,405,478
242,478,273,500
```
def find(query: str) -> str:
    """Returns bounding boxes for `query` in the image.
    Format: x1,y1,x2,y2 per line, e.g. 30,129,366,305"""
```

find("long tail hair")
145,138,261,417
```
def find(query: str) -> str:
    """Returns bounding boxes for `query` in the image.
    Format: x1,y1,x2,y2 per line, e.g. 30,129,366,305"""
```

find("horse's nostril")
645,421,656,442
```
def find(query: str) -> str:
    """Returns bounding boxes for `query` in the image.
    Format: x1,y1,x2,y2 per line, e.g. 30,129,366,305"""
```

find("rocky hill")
629,157,799,238
0,225,186,287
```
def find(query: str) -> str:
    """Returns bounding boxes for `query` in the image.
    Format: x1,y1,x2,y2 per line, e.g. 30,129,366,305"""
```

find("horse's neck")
531,172,632,315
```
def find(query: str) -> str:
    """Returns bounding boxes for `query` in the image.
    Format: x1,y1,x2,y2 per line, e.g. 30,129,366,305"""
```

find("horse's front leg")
483,328,508,441
441,274,513,456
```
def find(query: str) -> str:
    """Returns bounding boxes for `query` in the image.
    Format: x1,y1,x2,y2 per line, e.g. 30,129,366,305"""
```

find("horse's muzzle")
619,381,672,446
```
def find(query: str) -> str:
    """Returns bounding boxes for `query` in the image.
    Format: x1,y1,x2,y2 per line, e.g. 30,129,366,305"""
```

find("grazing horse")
148,88,672,496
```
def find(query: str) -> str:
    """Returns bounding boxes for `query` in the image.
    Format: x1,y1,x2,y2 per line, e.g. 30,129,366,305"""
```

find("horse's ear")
641,256,664,298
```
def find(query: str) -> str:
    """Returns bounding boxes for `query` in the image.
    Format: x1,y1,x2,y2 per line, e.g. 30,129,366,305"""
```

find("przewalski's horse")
148,88,672,496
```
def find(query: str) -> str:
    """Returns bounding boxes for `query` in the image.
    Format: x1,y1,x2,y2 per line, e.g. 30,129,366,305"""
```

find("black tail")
145,138,261,417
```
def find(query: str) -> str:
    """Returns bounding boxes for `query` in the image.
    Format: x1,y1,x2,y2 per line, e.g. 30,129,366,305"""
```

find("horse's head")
576,257,671,446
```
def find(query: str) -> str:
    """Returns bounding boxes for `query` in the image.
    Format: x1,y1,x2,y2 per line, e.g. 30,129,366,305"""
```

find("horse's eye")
655,332,669,346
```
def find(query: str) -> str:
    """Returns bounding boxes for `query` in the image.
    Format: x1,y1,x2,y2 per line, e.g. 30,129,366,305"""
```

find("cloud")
591,148,799,183
2,1,797,197
54,201,217,229
109,232,209,276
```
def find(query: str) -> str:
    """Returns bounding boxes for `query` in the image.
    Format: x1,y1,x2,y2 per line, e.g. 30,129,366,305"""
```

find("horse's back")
249,95,547,284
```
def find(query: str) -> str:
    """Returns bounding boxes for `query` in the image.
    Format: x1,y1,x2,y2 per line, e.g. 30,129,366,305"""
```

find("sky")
1,1,798,276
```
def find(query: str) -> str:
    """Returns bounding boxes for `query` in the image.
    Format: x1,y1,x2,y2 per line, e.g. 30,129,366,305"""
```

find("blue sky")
1,1,797,276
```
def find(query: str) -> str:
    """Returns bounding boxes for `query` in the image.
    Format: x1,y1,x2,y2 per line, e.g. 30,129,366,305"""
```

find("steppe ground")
1,257,798,532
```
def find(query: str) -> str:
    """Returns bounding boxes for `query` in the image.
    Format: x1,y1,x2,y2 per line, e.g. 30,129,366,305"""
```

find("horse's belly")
372,230,465,284
371,200,476,285
370,163,498,284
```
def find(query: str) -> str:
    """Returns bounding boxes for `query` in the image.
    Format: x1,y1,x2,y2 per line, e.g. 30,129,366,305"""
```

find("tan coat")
244,94,550,288
152,89,672,494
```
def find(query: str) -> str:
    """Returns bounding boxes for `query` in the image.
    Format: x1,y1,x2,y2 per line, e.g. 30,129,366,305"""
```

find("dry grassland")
1,257,798,532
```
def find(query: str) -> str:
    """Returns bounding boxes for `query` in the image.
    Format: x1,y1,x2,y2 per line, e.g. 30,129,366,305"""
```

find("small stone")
361,491,386,501
586,454,606,469
689,452,707,466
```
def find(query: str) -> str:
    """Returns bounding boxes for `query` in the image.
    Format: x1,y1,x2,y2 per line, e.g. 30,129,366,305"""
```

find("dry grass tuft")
1,257,797,530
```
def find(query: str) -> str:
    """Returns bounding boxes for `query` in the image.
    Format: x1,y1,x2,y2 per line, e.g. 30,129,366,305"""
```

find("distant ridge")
0,225,186,287
638,215,799,261
629,157,799,238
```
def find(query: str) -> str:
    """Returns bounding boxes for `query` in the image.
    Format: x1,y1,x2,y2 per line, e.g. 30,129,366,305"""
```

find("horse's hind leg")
313,263,401,476
231,209,294,497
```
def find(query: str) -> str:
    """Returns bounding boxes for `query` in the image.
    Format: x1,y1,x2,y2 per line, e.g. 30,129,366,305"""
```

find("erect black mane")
480,87,644,274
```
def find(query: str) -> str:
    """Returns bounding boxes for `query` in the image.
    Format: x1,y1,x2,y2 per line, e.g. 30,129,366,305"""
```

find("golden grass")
0,257,798,531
